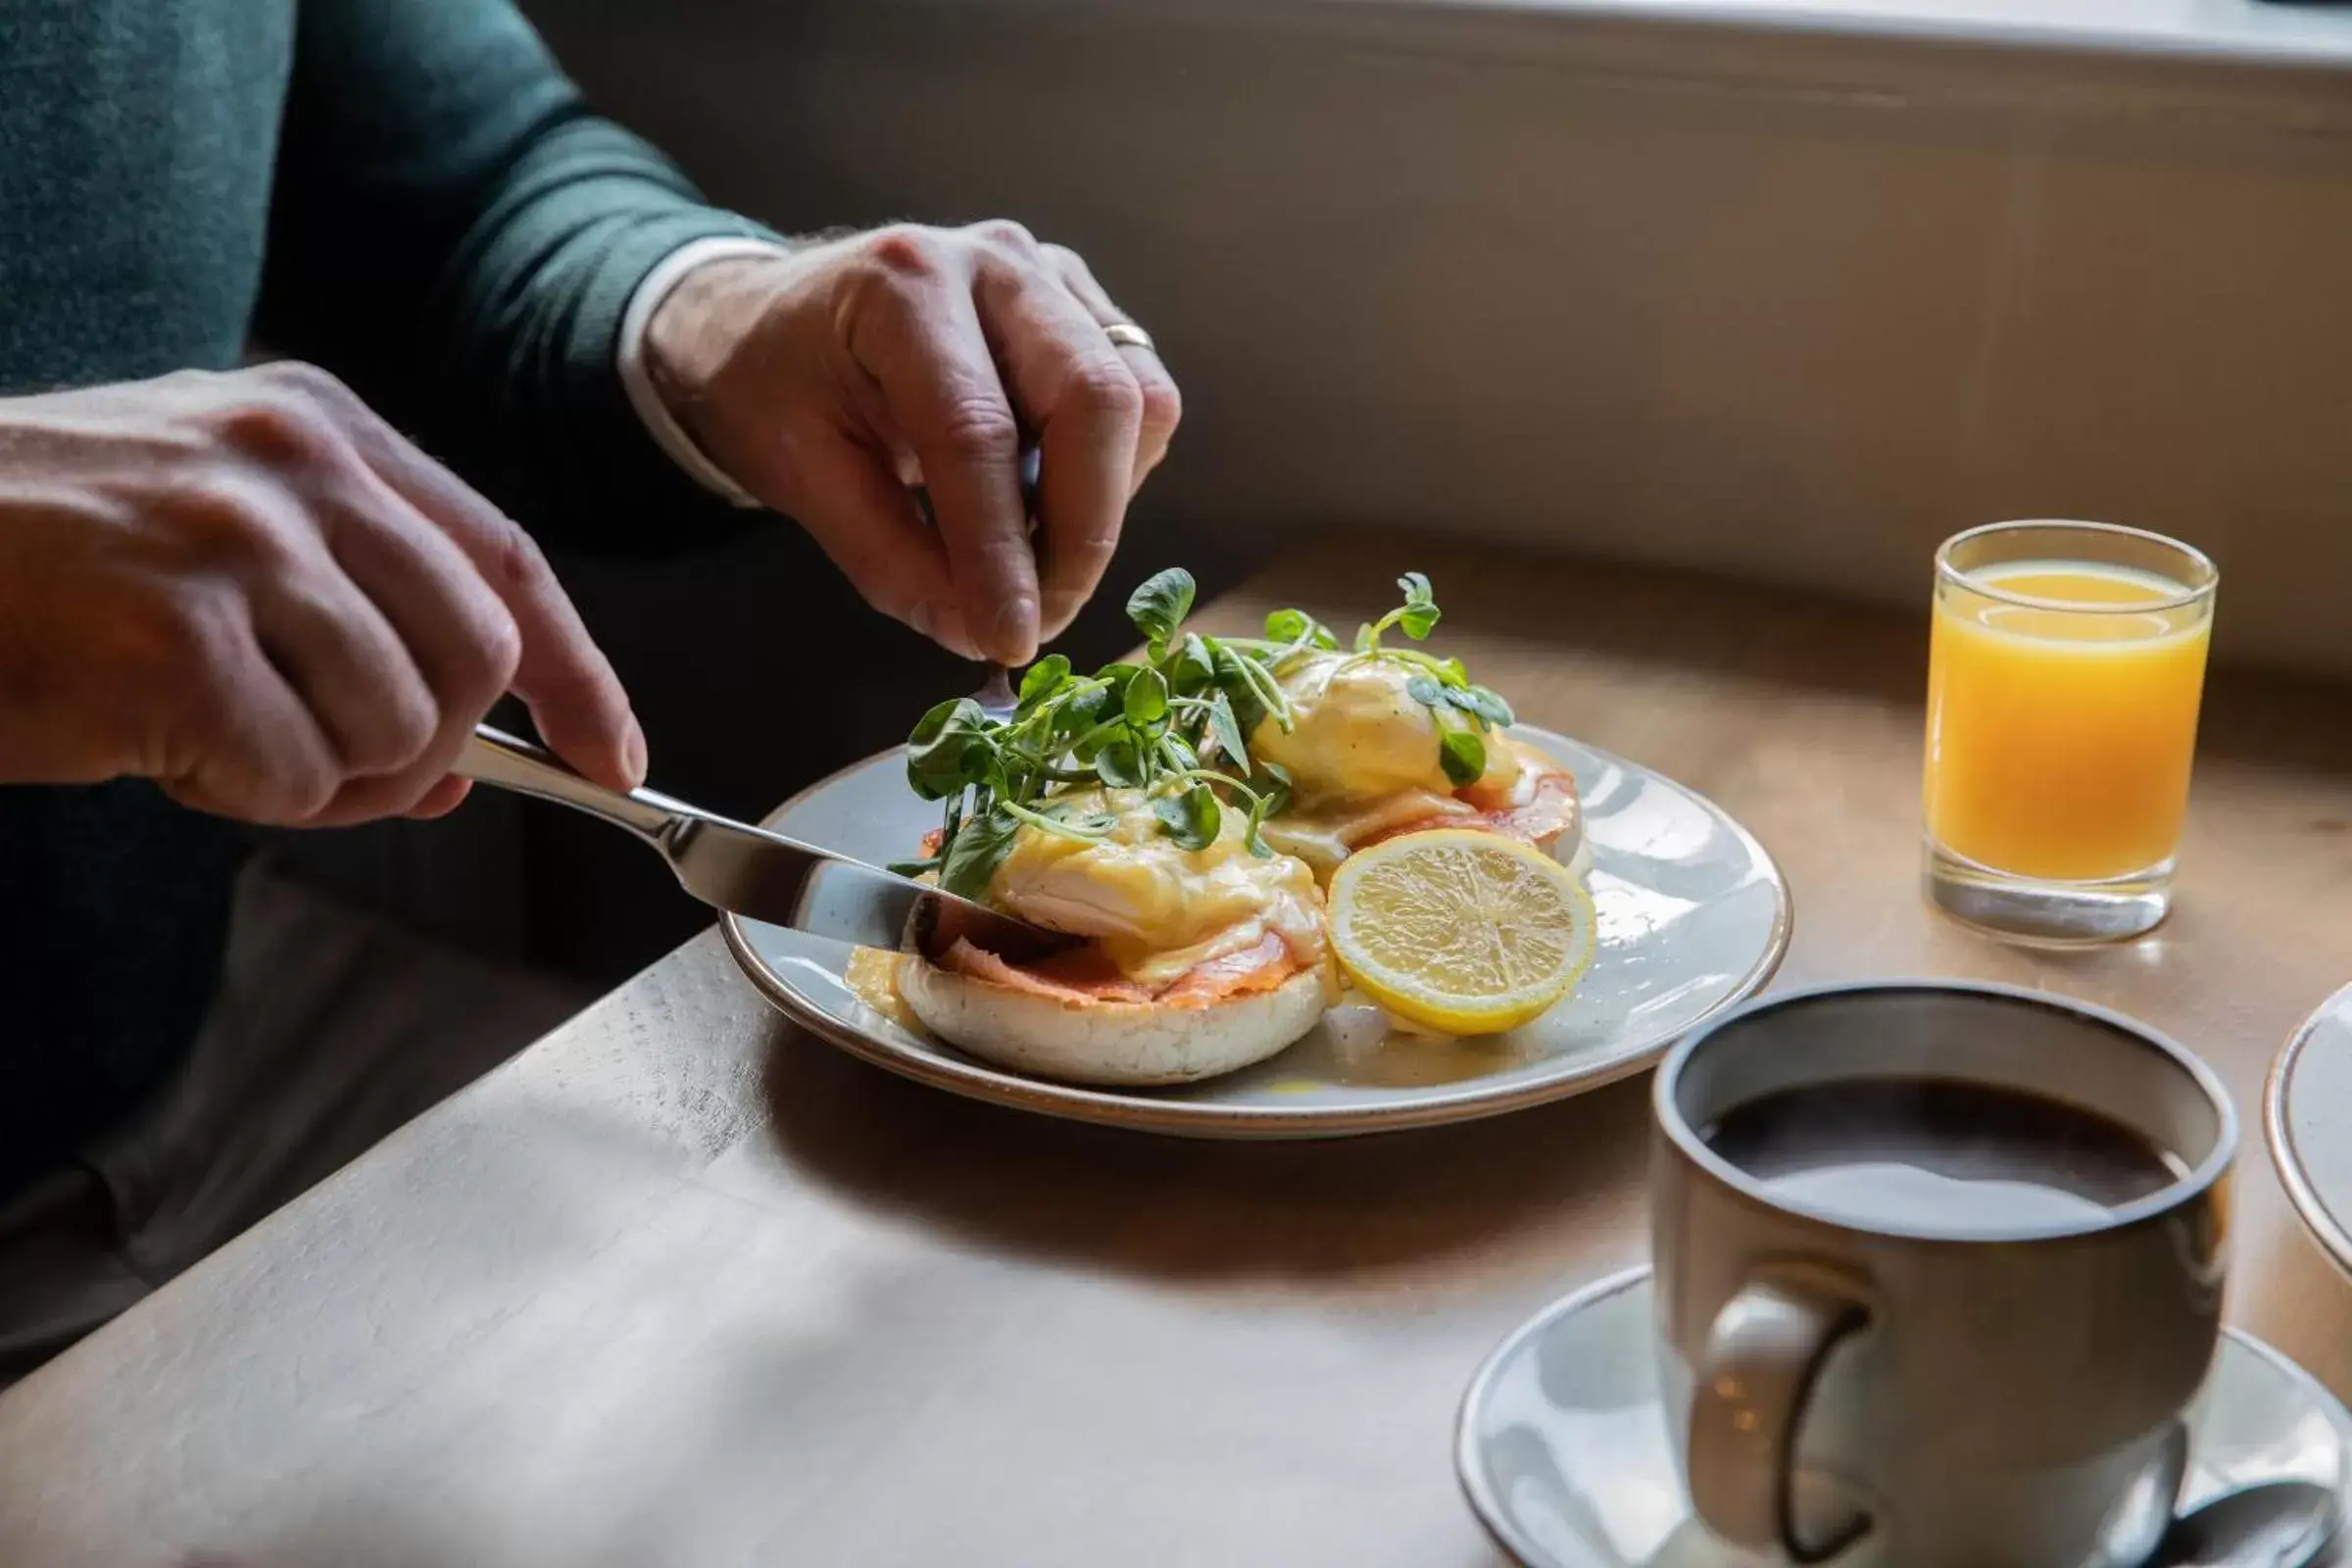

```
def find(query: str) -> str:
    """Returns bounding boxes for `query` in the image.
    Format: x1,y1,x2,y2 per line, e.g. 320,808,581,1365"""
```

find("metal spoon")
2148,1481,2338,1568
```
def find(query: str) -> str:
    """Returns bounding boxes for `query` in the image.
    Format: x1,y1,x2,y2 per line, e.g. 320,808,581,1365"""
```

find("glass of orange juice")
1924,519,2217,942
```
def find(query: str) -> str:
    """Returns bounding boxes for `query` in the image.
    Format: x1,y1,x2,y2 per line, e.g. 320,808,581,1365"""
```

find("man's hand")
643,222,1183,667
0,364,642,825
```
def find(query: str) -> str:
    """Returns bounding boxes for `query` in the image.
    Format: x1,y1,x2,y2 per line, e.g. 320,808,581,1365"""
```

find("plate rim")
720,729,1793,1140
2266,980,2352,1281
1451,1264,2352,1568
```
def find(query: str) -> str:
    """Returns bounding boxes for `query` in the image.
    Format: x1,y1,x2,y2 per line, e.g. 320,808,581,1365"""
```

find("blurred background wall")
287,0,2352,989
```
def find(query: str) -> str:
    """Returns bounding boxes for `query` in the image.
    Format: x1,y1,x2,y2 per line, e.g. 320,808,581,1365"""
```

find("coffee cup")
1651,980,2235,1567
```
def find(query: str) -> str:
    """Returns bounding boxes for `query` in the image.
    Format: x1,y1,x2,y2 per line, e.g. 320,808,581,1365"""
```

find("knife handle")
458,723,685,845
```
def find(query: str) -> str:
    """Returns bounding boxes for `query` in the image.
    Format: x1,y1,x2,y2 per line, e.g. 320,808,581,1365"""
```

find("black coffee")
1702,1077,2180,1233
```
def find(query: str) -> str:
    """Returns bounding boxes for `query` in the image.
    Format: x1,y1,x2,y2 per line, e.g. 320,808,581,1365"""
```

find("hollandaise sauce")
985,789,1327,988
844,947,920,1029
1251,652,1553,879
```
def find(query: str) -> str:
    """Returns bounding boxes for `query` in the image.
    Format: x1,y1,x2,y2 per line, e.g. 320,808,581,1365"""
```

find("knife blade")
456,724,1074,964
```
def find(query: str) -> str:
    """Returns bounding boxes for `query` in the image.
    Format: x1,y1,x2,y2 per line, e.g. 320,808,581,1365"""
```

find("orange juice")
1925,562,2211,882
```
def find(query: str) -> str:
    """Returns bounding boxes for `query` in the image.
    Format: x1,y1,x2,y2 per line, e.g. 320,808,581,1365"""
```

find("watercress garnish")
900,567,1518,896
1241,573,1515,790
902,567,1298,892
1355,571,1441,653
1126,567,1196,662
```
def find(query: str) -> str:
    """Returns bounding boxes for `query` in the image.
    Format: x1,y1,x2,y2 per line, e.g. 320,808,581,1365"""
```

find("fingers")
970,235,1143,642
153,592,345,825
1044,243,1182,496
778,419,984,659
402,774,473,819
846,231,1040,665
235,500,441,785
302,463,525,824
309,378,643,794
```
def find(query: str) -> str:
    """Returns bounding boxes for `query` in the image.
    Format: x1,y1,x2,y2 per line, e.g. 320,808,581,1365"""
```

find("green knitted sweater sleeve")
252,0,783,554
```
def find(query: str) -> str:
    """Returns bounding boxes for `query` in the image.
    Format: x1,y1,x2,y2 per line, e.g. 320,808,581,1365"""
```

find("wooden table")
5,542,2352,1566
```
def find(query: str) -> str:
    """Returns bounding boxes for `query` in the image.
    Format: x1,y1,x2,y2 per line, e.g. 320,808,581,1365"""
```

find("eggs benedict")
882,564,1588,1082
1245,577,1585,883
886,567,1338,1085
899,786,1335,1085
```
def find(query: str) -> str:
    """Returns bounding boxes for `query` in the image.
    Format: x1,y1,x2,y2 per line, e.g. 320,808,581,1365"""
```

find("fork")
911,446,1041,721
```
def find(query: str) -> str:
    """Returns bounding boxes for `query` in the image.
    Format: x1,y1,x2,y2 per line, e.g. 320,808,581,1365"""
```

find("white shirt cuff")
616,235,793,510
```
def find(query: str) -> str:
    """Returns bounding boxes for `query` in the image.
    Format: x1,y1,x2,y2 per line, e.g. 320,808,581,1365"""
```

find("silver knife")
456,723,1073,962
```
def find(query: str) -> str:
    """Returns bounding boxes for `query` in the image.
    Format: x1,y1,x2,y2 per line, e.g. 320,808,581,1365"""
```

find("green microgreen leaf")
1355,569,1445,655
1095,736,1146,789
1015,655,1072,712
1211,638,1291,733
938,804,1019,899
1169,633,1217,696
1454,684,1515,729
1004,799,1112,844
1242,788,1280,858
1126,567,1196,660
1250,760,1294,820
1059,678,1114,732
1123,665,1169,727
1153,783,1221,852
1264,608,1340,652
1438,725,1487,788
905,698,997,801
1204,692,1250,765
1396,571,1440,640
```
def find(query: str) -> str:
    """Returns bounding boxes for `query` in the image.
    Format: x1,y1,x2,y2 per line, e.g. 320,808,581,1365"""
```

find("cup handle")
1686,1268,1872,1563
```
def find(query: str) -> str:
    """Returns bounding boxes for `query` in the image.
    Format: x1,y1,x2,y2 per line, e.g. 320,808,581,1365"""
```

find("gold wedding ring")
1102,321,1156,354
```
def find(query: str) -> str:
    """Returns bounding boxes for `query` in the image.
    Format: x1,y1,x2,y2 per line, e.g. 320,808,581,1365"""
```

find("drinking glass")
1923,519,2218,943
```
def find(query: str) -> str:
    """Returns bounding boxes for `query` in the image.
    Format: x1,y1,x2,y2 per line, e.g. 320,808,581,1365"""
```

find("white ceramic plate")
721,727,1790,1139
1456,1268,2352,1568
2267,982,2352,1278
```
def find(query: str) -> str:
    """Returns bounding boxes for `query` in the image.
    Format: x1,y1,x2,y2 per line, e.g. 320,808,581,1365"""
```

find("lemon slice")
1328,829,1596,1036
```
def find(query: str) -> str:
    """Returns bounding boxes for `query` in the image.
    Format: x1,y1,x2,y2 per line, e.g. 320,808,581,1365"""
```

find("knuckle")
477,518,553,600
1141,373,1183,434
348,672,439,775
273,760,342,823
934,398,1020,468
1069,359,1146,426
125,589,249,732
973,529,1038,581
863,224,946,280
212,394,329,468
172,590,255,693
385,685,440,759
973,219,1039,255
164,476,301,576
450,603,523,710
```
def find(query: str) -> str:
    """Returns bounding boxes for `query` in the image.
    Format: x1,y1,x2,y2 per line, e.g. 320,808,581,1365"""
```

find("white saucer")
1456,1267,2352,1568
723,727,1788,1140
2268,982,2352,1280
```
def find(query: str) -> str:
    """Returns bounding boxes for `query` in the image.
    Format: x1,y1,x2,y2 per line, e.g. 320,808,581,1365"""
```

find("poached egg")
988,788,1326,988
1250,652,1542,877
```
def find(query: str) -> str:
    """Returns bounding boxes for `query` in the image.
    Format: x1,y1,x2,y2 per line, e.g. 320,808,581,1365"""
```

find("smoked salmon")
939,930,1301,1011
1367,763,1580,853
